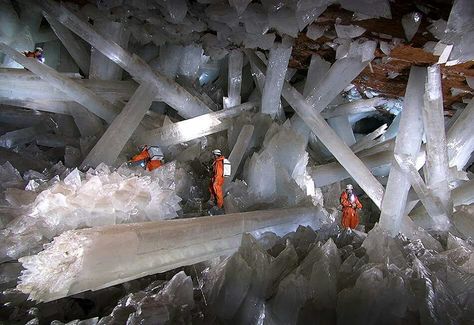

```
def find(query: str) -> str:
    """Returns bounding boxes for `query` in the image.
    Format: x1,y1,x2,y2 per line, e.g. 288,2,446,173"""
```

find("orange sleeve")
340,193,352,207
131,149,149,162
215,159,224,179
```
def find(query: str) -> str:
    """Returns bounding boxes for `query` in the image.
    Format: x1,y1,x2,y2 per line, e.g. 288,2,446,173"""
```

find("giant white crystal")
261,39,292,118
224,49,243,108
43,13,90,75
81,83,156,169
89,20,129,80
246,50,385,208
0,43,120,123
447,101,474,170
379,66,427,236
17,206,327,302
421,64,452,228
39,0,212,119
137,102,256,147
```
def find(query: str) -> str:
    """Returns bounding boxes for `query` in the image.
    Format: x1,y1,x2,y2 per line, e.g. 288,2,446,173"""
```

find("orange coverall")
130,148,163,171
340,191,362,229
209,156,224,208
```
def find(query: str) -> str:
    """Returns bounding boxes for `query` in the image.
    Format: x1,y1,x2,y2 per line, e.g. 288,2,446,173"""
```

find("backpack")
223,158,231,177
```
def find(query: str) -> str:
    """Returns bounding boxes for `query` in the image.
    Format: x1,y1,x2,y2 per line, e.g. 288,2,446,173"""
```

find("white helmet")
346,184,353,190
35,47,43,52
212,149,221,156
148,146,163,160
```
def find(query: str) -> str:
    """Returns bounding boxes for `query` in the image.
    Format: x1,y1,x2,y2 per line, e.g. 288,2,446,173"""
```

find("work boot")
208,205,225,216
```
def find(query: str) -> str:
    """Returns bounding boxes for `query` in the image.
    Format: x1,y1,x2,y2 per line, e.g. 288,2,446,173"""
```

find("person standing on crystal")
340,184,363,229
128,145,164,171
23,47,45,63
208,149,231,210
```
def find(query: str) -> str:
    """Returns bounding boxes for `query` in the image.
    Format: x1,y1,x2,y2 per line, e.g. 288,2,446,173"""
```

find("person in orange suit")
23,47,45,63
128,145,164,171
209,149,225,209
340,184,362,229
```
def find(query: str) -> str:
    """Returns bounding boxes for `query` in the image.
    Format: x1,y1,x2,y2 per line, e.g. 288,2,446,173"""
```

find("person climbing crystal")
340,184,362,229
23,47,45,63
208,149,231,210
128,145,164,171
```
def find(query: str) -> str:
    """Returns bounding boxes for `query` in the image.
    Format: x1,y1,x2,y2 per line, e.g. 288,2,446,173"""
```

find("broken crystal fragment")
268,8,299,38
401,12,422,42
0,126,45,148
339,0,392,19
228,0,252,15
335,24,366,39
306,24,324,41
242,4,269,35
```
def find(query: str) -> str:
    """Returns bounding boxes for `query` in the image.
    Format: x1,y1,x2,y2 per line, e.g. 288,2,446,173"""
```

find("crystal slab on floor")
17,206,328,302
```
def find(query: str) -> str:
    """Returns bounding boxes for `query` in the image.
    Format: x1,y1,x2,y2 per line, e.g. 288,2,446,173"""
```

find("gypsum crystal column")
305,56,369,113
246,50,385,208
260,39,292,118
0,69,142,103
137,102,257,147
321,98,383,118
81,83,156,169
89,20,129,81
311,149,426,187
224,124,254,191
223,49,243,108
379,66,427,236
327,116,356,146
350,123,388,154
421,64,452,229
0,42,119,123
394,154,450,226
446,101,474,170
39,0,212,119
0,0,34,68
17,206,327,302
43,13,90,75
